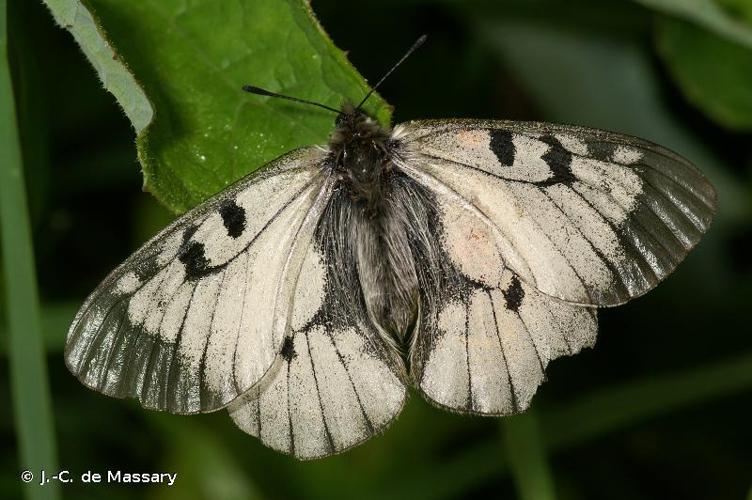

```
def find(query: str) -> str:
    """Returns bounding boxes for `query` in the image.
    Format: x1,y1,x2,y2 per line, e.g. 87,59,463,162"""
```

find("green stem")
542,351,752,450
503,410,556,500
0,2,60,499
383,352,752,500
0,303,77,355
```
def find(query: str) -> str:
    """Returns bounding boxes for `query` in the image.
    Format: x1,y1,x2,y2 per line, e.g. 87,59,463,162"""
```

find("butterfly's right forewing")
65,147,331,414
399,169,598,415
395,119,716,307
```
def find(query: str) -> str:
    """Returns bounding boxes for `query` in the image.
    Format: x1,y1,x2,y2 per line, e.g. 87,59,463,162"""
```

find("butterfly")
65,36,716,459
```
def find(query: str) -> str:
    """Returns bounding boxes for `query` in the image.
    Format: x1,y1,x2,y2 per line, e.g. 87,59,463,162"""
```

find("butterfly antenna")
356,34,427,111
242,85,342,115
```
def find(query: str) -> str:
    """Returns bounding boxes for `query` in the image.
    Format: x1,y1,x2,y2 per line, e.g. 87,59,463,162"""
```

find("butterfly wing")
65,147,333,414
414,276,597,415
394,119,716,306
406,171,597,414
394,119,714,414
228,188,408,459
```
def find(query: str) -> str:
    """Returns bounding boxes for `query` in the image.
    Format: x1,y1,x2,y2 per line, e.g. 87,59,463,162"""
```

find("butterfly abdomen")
358,182,420,343
317,162,451,353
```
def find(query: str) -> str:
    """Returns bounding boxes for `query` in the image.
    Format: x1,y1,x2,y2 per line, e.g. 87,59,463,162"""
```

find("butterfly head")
242,36,427,211
329,102,393,207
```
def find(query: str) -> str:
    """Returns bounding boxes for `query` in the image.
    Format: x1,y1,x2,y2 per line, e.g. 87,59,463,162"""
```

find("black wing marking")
65,147,332,414
395,119,715,306
228,195,408,460
399,176,597,415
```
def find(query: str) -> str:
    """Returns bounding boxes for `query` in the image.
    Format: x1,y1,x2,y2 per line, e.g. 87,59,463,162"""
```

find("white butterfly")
65,38,716,460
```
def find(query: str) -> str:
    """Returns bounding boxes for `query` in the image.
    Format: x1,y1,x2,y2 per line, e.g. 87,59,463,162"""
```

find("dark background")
3,0,751,499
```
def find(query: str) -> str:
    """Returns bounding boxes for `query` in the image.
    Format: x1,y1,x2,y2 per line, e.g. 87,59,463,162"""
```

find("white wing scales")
65,147,332,414
395,119,716,306
409,180,597,414
229,244,407,460
419,280,597,415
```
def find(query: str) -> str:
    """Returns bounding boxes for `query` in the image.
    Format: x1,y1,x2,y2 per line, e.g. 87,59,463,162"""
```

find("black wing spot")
503,276,525,313
585,141,616,162
181,225,198,245
281,336,297,362
179,241,209,279
539,135,575,186
489,129,515,166
219,200,246,239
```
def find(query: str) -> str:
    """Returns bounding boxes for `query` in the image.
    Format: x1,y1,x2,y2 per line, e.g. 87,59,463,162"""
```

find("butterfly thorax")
322,104,423,346
329,103,393,211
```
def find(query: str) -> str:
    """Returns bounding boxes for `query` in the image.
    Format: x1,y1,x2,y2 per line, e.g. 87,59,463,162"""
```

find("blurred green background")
2,0,752,499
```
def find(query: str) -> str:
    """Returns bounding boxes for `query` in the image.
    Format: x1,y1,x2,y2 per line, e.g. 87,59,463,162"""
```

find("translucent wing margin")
395,119,716,306
65,147,332,414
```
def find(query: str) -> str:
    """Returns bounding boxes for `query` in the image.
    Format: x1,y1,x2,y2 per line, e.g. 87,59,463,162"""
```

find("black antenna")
242,85,342,115
243,35,427,115
356,34,427,110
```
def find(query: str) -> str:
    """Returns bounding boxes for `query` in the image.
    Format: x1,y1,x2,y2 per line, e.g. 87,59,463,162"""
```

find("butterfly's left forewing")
65,147,332,414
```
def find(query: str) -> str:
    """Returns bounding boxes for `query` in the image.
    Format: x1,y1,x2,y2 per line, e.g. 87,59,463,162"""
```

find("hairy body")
324,103,438,347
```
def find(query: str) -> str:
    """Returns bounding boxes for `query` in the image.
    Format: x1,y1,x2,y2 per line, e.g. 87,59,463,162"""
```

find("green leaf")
1,2,60,498
43,0,391,213
42,0,152,131
717,0,752,25
634,0,752,49
657,18,752,131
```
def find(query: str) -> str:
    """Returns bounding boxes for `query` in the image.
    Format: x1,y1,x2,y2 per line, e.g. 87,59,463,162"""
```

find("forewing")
65,147,332,414
228,192,408,460
395,120,716,306
408,178,597,414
